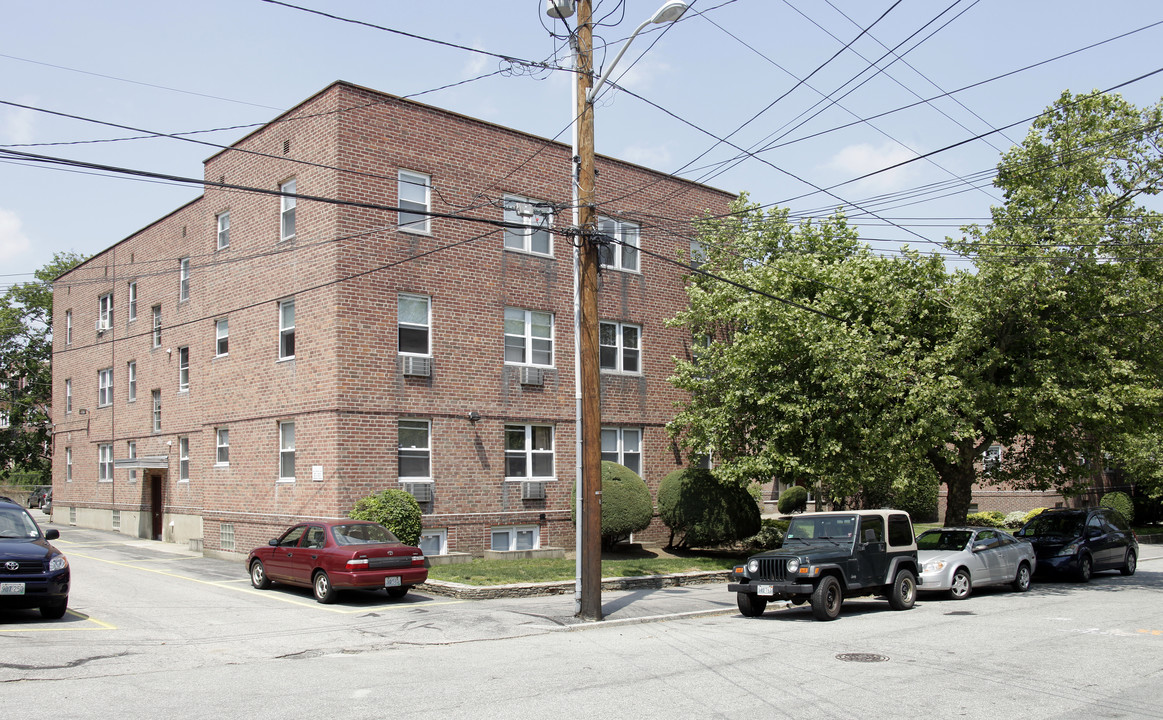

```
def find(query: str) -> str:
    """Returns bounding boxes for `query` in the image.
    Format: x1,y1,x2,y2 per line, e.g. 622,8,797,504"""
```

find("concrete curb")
418,569,732,599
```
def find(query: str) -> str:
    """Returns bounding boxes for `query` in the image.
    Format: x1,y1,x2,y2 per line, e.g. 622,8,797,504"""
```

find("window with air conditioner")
503,195,553,255
504,308,553,367
505,425,554,480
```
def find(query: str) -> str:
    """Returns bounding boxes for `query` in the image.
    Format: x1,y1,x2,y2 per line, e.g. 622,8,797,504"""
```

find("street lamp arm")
586,0,687,105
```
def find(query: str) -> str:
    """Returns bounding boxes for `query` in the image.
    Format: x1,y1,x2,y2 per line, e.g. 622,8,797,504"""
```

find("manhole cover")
836,653,889,663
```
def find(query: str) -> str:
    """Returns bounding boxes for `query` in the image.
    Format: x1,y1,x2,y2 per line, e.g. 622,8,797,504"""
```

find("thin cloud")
0,208,32,264
825,142,919,195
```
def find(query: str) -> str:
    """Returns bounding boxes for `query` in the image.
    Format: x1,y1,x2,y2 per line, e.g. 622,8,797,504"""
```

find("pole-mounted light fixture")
587,1,688,104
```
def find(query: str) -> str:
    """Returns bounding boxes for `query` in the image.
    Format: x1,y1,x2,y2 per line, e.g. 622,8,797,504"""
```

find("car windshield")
1020,513,1084,538
331,523,400,546
0,506,41,539
917,530,972,551
784,515,856,544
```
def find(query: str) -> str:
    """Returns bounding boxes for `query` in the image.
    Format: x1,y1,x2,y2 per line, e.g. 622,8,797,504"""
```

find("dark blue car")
0,498,70,619
1015,507,1137,582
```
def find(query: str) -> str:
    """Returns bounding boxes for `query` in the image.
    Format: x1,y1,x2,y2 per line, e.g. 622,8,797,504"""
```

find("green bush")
892,477,939,523
777,485,808,514
1003,511,1028,529
657,468,761,549
349,488,422,546
743,518,789,552
1023,507,1046,524
572,462,655,550
1100,491,1134,524
965,510,1006,528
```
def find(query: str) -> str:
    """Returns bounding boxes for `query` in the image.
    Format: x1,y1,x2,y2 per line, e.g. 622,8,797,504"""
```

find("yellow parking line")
0,610,116,633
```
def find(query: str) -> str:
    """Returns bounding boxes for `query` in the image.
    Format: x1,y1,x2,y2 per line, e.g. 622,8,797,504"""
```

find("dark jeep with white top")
729,510,920,621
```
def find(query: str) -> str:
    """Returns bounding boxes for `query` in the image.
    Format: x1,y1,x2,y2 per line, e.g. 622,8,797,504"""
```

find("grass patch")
427,555,738,586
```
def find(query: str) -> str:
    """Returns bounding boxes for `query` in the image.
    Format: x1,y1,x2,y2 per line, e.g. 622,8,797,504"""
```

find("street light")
548,0,687,622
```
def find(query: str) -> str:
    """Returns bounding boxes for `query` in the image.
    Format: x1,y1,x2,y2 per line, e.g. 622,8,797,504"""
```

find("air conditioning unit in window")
95,319,110,334
519,366,544,386
521,481,546,500
404,482,433,503
401,356,432,377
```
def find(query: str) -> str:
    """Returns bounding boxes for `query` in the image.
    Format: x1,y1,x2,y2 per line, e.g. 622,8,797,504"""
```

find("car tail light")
412,554,426,566
345,558,370,571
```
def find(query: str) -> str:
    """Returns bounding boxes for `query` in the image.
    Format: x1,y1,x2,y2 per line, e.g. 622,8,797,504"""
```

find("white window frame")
597,217,640,272
65,310,72,345
65,378,72,414
128,282,137,321
0,410,8,429
179,436,190,482
279,299,295,360
127,441,137,483
127,361,136,403
216,428,229,466
398,419,431,482
491,525,540,552
152,389,161,432
601,427,643,476
98,367,114,407
66,446,72,481
599,321,641,374
504,308,554,367
504,424,555,480
215,318,229,357
179,257,191,301
418,529,447,557
398,170,431,234
279,421,295,482
152,305,162,348
280,179,297,241
503,195,553,256
217,211,230,250
98,444,113,482
398,294,431,357
178,346,190,392
98,293,114,331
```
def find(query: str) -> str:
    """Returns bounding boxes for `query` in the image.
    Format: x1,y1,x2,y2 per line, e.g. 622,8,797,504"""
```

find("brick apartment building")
50,80,734,557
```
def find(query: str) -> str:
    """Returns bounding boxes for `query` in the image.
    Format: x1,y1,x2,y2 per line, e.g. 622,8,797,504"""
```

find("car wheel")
810,576,843,621
1120,550,1137,577
1011,562,1031,592
949,569,972,600
386,586,410,599
249,560,271,589
736,592,767,617
40,599,68,620
313,571,337,604
889,569,917,611
1077,554,1093,583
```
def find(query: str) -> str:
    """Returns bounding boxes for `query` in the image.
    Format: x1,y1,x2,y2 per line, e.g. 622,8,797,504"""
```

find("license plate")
384,576,402,588
1,582,25,595
757,584,774,597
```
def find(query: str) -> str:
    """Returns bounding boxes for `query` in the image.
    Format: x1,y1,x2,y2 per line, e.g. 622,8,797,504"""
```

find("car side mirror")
1086,527,1102,538
268,538,279,546
44,528,60,540
972,543,988,553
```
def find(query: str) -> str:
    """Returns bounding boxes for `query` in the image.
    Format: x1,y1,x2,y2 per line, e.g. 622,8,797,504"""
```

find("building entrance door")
150,473,164,540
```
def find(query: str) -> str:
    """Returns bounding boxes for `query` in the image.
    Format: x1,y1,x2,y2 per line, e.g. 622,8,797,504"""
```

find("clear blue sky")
2,0,1161,290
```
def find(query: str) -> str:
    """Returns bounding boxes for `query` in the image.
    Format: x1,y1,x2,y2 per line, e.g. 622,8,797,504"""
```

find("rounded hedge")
1100,491,1134,524
571,462,654,550
965,510,1006,528
349,488,423,546
657,468,761,549
777,485,808,514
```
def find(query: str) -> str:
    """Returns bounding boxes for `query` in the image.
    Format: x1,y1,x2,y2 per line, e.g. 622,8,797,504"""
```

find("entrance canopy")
114,456,169,470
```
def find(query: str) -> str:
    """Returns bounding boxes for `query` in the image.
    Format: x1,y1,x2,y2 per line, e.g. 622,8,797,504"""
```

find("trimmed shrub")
349,488,422,546
1100,491,1134,524
965,510,1006,528
1023,507,1047,524
1003,511,1028,529
777,485,808,514
572,462,655,550
657,468,761,549
743,518,789,552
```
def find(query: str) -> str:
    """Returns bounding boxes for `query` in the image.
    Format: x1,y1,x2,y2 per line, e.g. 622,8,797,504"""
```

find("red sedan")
247,520,428,603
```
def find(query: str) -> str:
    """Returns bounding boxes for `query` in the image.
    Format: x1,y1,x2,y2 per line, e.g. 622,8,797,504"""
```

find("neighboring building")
50,81,734,557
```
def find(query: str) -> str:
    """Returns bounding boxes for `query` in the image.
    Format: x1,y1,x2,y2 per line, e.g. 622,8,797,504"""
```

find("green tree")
0,253,86,480
348,488,423,546
669,91,1163,526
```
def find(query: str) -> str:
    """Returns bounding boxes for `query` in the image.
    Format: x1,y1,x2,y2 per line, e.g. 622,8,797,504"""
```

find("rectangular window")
98,444,113,482
98,293,114,331
128,282,137,321
179,258,191,301
66,310,72,345
127,361,136,402
178,346,190,391
66,447,72,481
178,437,190,482
504,308,553,366
503,195,552,255
217,211,230,249
491,526,539,552
599,321,641,373
398,294,430,356
597,217,640,272
220,523,236,552
601,427,643,476
152,389,161,432
215,318,229,356
279,421,295,481
279,299,295,360
0,411,8,429
152,305,162,348
504,425,554,480
216,428,229,466
398,170,431,233
398,420,431,480
65,378,72,413
418,530,446,557
127,441,137,483
280,179,297,240
98,368,114,407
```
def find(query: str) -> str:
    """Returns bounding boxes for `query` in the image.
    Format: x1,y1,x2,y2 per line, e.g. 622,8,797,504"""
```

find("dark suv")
0,498,70,618
1015,507,1137,582
729,510,920,621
